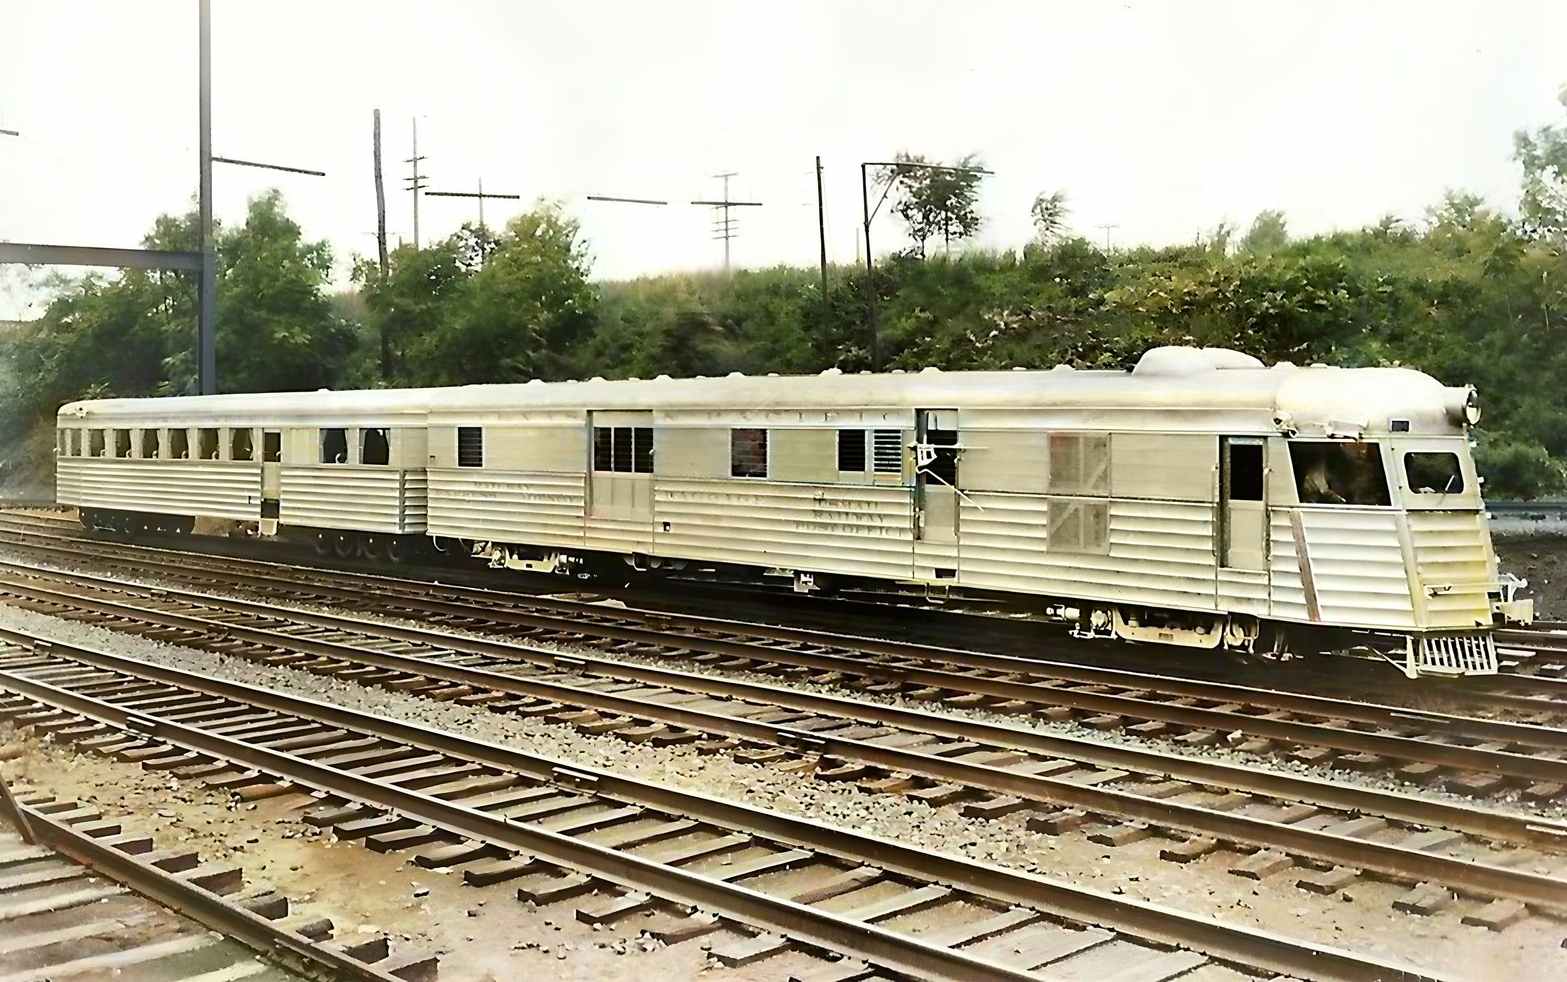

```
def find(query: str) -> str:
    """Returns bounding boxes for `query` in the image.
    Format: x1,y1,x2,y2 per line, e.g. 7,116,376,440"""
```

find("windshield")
1290,442,1391,506
1405,451,1465,494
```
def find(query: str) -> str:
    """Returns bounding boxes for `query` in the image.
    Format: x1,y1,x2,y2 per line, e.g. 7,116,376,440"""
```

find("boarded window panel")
632,427,654,474
457,427,484,468
731,428,768,478
1047,499,1109,555
232,428,254,462
837,429,866,473
141,429,160,459
872,429,902,475
1050,433,1110,495
320,428,348,464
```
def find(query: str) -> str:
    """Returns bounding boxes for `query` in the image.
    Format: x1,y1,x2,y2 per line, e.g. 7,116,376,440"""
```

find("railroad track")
10,507,1567,703
4,535,1567,794
1,559,1565,932
0,769,435,981
0,622,1447,982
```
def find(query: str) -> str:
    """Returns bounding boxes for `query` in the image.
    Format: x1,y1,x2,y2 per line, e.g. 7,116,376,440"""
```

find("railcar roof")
56,346,1472,434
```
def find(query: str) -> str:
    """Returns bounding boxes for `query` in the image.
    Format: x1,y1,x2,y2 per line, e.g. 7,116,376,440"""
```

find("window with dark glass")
231,428,254,462
1227,443,1264,501
320,428,348,464
198,428,220,460
263,431,282,463
924,429,959,487
1404,452,1464,494
113,429,132,458
1289,442,1391,506
593,426,653,473
89,430,106,457
838,429,866,472
360,428,389,465
731,428,768,478
457,427,484,467
168,429,189,459
141,429,160,459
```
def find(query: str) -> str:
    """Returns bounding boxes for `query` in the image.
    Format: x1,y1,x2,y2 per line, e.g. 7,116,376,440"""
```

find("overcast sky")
1,1,1562,318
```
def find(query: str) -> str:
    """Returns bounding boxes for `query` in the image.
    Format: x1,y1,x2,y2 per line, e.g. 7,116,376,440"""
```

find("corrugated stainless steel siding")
1407,509,1493,628
425,469,586,549
960,495,1218,609
654,479,914,579
55,458,259,521
1295,509,1415,628
278,466,423,534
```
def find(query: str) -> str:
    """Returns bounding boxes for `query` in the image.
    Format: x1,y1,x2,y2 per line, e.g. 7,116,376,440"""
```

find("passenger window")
593,426,653,473
56,429,65,455
1290,442,1391,506
169,429,190,459
731,428,768,478
232,428,255,462
198,428,220,460
320,428,348,464
457,427,484,467
114,429,132,458
1226,442,1264,501
1405,452,1464,494
140,429,159,459
837,430,866,472
360,428,389,465
923,429,959,487
263,431,282,463
90,429,106,457
65,430,78,456
872,429,902,475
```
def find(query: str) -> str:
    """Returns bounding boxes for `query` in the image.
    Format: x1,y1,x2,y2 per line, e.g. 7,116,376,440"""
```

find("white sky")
1,0,1562,319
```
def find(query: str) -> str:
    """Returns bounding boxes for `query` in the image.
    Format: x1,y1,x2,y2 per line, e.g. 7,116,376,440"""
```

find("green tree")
405,204,596,385
1240,209,1289,253
1513,84,1567,238
1030,190,1070,244
880,152,986,258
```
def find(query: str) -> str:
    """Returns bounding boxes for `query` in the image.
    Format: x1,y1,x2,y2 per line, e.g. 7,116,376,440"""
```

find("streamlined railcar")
54,346,1530,677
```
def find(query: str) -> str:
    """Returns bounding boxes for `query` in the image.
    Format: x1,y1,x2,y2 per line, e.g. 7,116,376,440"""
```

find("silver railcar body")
55,346,1524,676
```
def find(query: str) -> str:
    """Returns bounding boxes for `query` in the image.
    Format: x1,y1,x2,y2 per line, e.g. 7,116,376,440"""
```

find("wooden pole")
373,109,390,380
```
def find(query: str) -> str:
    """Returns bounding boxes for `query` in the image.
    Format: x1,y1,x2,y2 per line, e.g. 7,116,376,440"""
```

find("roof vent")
767,372,780,377
727,371,745,378
589,376,606,382
1049,364,1075,373
1132,346,1264,377
890,369,906,374
526,379,544,385
920,366,941,374
655,374,672,380
821,367,843,376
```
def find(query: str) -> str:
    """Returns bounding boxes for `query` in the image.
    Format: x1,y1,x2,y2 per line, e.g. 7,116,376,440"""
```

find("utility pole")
197,0,215,394
372,109,388,279
1098,223,1118,252
815,155,828,296
691,172,762,271
404,119,427,249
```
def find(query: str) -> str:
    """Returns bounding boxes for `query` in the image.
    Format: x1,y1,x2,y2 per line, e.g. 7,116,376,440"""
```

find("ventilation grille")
1413,632,1498,677
872,429,902,474
457,426,484,468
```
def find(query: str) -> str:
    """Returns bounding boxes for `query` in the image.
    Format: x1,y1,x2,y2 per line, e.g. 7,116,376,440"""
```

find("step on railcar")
55,346,1531,678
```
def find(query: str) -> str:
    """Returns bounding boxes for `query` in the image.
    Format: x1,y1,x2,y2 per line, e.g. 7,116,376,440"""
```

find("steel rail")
3,562,1564,848
0,631,1450,982
3,563,1565,791
5,573,1564,908
11,801,408,982
4,516,1564,717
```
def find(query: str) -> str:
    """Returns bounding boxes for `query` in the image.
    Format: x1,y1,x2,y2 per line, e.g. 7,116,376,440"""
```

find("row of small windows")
318,428,390,466
58,427,280,462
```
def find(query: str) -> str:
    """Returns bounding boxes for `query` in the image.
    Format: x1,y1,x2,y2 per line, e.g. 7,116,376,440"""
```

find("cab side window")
1290,442,1390,506
1405,452,1464,494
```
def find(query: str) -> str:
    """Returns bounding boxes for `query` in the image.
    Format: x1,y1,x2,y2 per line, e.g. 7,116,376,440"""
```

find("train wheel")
386,536,412,563
313,533,332,557
361,536,384,561
331,533,356,560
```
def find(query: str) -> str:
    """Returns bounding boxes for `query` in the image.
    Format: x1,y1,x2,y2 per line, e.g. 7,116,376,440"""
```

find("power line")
586,194,668,206
211,155,326,176
426,178,522,237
